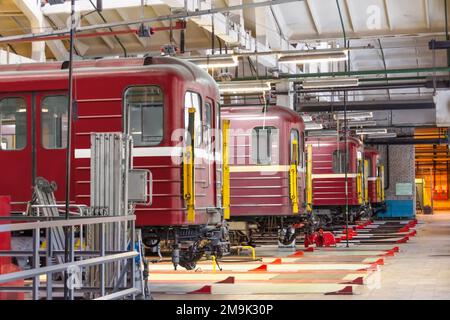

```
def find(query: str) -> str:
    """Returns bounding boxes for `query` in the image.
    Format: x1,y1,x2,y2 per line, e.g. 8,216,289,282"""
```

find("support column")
276,81,294,109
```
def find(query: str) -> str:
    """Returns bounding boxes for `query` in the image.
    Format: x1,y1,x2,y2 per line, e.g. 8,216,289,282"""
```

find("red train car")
0,56,228,269
364,147,386,212
305,136,370,225
221,106,310,245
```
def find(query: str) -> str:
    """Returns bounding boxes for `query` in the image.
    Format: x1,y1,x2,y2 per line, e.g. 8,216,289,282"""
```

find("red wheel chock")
325,286,354,295
250,264,268,272
188,285,212,294
216,276,235,284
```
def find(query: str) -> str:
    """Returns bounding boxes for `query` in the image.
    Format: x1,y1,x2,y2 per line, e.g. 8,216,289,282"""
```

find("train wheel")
179,243,203,270
278,227,296,245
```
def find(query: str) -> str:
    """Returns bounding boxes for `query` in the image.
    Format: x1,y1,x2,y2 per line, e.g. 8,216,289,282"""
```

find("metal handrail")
0,214,138,300
0,215,134,233
0,252,137,283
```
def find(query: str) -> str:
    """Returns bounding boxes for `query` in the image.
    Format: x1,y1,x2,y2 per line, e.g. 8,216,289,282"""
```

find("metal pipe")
64,0,76,301
335,0,350,247
297,99,435,112
366,138,448,145
0,0,303,43
298,82,428,93
229,66,450,81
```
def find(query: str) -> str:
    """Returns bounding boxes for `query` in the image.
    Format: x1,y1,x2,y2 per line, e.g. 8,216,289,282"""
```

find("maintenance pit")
148,216,450,300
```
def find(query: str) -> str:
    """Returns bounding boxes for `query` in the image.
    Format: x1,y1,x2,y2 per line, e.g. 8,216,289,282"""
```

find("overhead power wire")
88,0,128,57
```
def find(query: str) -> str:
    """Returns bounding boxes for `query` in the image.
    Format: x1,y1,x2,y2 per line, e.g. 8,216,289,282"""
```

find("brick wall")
372,141,416,213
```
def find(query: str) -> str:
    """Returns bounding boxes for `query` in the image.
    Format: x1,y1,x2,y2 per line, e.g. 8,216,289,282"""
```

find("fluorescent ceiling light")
302,78,359,89
346,121,377,128
307,130,338,136
334,112,373,120
305,123,324,130
356,128,388,135
367,133,397,139
219,81,271,94
18,108,26,113
278,51,348,64
191,56,238,69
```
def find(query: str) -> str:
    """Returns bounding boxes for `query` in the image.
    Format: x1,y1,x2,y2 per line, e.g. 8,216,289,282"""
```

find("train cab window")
184,92,202,146
299,132,305,166
0,97,27,151
125,86,164,146
252,126,276,165
290,129,300,164
205,102,212,131
204,101,213,146
332,149,350,173
41,95,68,149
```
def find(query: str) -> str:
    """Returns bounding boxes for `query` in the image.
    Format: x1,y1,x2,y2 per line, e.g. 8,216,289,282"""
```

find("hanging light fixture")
219,80,271,94
356,128,388,135
346,120,377,128
304,123,324,130
190,56,238,69
278,50,348,64
366,133,397,138
302,78,359,89
334,112,373,120
307,130,338,137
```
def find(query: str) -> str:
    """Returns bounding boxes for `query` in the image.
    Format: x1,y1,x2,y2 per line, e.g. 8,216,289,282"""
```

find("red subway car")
305,136,370,225
0,56,228,269
221,106,311,245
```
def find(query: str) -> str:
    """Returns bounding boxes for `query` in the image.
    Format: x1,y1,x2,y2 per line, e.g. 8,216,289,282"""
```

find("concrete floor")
153,213,450,300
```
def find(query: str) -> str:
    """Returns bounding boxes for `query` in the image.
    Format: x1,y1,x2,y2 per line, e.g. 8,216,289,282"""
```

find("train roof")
0,56,219,96
221,105,304,126
364,147,380,155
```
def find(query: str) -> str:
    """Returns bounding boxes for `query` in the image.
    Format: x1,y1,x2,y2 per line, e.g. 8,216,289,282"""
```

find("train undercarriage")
141,222,230,271
312,204,373,228
227,214,318,247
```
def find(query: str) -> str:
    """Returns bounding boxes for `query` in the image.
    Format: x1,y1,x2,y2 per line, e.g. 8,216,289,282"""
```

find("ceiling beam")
83,14,116,50
383,0,392,31
305,0,321,35
343,0,355,33
424,0,431,29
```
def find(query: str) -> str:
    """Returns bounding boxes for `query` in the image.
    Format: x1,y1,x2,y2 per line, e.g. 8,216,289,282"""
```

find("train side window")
184,92,202,146
41,95,68,149
0,97,27,151
125,86,164,146
332,149,349,173
367,157,373,176
252,126,276,165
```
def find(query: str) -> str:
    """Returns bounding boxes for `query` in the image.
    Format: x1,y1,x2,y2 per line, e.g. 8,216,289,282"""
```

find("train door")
289,129,300,214
35,93,68,201
0,95,32,206
204,99,216,207
357,150,364,205
184,92,202,221
364,158,369,204
0,93,68,208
